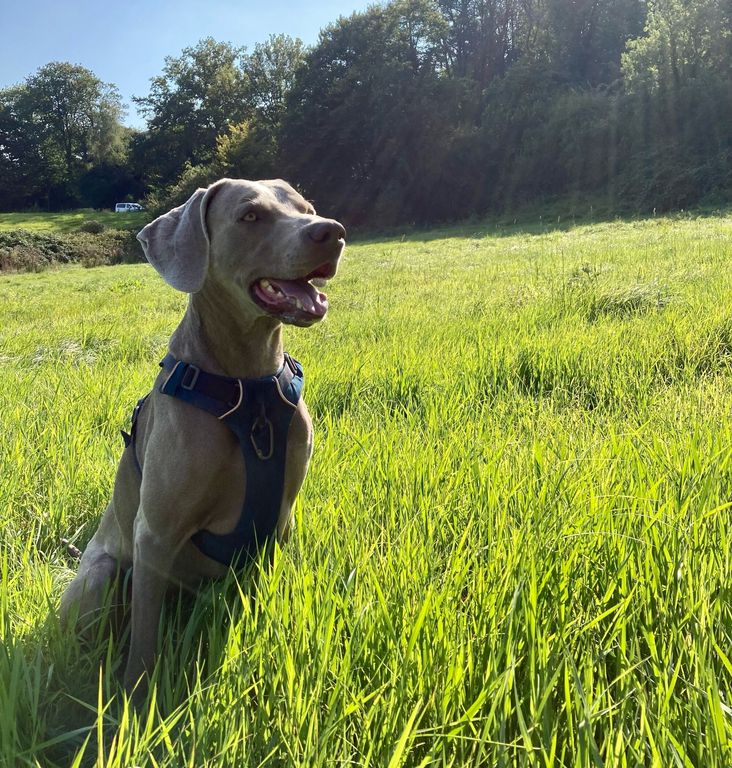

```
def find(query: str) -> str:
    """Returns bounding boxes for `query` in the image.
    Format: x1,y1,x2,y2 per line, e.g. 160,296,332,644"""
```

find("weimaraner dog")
60,178,345,695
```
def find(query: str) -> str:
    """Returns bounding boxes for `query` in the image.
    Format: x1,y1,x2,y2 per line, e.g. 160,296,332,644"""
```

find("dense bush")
76,220,105,234
0,229,143,272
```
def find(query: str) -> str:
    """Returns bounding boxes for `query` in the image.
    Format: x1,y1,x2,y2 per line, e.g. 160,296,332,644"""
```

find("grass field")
0,209,147,233
1,212,732,766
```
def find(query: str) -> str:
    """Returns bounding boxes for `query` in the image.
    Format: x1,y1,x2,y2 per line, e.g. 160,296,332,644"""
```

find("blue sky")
0,0,373,128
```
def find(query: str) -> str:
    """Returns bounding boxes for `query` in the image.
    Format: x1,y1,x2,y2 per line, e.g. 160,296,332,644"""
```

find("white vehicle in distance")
115,202,144,213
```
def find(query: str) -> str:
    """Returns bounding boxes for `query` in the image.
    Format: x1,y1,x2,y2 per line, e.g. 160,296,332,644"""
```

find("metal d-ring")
250,410,274,460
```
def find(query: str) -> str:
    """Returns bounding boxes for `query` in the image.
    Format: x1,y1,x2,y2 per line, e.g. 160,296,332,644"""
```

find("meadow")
0,210,146,234
1,212,731,766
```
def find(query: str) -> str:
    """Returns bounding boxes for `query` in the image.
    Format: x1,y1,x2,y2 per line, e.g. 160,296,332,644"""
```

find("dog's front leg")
123,513,178,699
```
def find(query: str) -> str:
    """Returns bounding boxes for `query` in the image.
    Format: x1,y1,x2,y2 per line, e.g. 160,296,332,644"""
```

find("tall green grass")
1,213,731,766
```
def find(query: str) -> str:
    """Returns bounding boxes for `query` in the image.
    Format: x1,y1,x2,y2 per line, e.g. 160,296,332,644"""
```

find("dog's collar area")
158,352,300,418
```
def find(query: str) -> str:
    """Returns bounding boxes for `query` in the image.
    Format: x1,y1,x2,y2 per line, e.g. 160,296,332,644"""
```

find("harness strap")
158,352,301,418
157,353,304,567
121,395,148,474
123,354,304,568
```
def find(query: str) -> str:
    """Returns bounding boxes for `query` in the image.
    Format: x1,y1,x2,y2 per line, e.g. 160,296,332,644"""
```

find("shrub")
77,220,105,234
0,229,143,273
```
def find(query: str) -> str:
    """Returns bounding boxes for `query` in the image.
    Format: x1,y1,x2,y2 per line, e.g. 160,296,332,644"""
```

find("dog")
60,178,346,695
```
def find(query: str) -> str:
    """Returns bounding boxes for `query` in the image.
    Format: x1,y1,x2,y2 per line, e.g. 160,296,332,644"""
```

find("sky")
0,0,374,128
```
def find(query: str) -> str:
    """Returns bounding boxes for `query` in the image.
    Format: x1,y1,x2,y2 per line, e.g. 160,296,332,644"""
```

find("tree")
543,0,646,84
133,38,250,185
24,63,125,177
282,0,457,224
622,0,732,90
244,35,306,133
0,63,125,210
211,35,306,181
617,0,732,209
76,157,146,209
0,86,61,210
215,121,279,180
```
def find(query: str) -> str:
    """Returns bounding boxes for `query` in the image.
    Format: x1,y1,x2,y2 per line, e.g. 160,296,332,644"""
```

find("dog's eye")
242,211,258,222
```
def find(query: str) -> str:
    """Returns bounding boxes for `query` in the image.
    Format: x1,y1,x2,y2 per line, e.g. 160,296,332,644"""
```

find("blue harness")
123,353,304,568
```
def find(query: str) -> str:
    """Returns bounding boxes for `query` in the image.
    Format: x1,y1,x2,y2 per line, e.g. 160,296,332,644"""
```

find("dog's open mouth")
250,262,337,325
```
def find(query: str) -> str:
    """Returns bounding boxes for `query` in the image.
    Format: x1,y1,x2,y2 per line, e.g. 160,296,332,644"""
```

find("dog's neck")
168,281,284,379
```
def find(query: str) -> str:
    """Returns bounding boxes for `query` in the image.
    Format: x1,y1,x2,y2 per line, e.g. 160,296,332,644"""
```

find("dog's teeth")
295,298,303,309
261,280,277,295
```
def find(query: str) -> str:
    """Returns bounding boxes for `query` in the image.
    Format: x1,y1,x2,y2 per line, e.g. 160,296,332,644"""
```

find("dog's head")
137,178,346,327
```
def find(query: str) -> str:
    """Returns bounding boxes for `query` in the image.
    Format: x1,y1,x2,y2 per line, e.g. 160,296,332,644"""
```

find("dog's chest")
157,354,305,567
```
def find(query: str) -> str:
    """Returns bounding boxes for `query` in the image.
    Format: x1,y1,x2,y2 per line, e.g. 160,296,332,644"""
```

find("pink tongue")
269,279,327,316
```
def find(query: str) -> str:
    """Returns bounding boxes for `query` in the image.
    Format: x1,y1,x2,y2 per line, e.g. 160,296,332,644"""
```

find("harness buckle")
250,414,274,461
181,364,200,391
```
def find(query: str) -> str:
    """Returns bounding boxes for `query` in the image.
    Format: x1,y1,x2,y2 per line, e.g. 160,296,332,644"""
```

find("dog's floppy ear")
137,183,222,293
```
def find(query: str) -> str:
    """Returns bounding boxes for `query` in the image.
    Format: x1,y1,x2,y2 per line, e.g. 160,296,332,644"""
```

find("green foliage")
244,34,306,132
76,159,146,210
278,0,730,223
0,63,126,211
144,162,219,217
132,38,250,186
0,228,142,272
622,0,732,90
215,121,279,181
0,85,62,209
129,35,308,190
3,0,732,222
77,220,105,235
2,213,732,765
283,1,462,225
544,0,646,84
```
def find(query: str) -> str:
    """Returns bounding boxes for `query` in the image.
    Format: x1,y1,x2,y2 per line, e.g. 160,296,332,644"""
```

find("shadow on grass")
10,562,265,768
350,200,732,245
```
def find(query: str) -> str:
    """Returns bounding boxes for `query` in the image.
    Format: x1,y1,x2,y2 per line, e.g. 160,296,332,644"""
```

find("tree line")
1,0,731,226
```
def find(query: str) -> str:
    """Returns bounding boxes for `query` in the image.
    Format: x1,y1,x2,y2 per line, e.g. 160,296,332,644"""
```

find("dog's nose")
307,220,346,244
